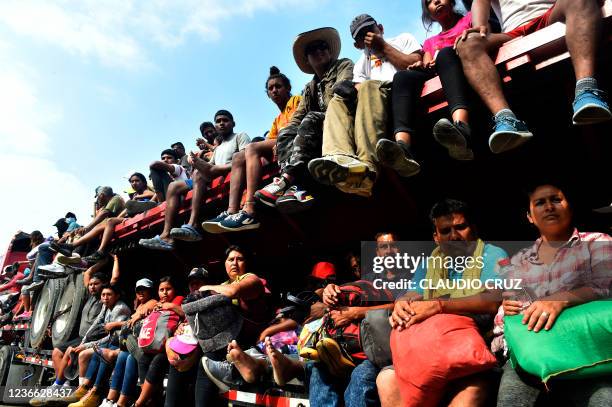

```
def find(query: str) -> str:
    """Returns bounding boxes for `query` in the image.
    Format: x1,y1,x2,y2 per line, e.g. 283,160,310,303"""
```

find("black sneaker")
50,241,74,257
433,118,474,161
83,251,108,265
375,139,420,177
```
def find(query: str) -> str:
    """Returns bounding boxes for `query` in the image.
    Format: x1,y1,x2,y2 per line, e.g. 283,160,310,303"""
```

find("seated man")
308,15,422,197
455,0,611,153
30,272,105,406
171,141,191,175
149,149,190,203
139,110,249,250
378,198,508,407
48,186,126,265
196,121,217,161
254,27,354,211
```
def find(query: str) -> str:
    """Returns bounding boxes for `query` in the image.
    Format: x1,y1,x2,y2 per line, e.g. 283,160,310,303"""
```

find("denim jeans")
110,351,138,397
84,344,117,389
32,242,54,282
306,359,380,407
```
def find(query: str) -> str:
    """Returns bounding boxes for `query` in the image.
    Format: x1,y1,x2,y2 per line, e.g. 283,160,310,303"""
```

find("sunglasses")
305,40,329,55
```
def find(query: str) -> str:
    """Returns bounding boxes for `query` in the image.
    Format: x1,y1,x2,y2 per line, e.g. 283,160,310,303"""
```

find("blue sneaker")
201,211,231,234
489,116,533,154
572,88,612,125
218,211,260,232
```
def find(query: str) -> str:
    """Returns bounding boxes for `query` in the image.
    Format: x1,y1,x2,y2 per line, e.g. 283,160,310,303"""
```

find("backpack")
138,310,180,354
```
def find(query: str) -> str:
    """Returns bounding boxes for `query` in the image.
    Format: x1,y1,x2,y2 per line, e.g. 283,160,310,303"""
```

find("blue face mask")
66,217,76,223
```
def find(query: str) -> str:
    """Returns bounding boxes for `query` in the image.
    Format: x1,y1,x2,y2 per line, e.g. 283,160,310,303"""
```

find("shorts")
56,337,83,353
184,179,193,190
505,5,555,38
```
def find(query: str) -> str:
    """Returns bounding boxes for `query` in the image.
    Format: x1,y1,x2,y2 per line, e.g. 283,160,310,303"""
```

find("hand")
502,299,523,316
454,26,488,49
104,323,114,332
402,300,443,329
521,300,566,332
73,345,85,354
330,307,356,328
408,60,424,71
306,302,327,322
364,32,385,53
390,300,416,331
322,284,341,306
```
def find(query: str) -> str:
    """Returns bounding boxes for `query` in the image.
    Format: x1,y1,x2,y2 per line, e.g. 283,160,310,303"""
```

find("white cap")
135,278,153,289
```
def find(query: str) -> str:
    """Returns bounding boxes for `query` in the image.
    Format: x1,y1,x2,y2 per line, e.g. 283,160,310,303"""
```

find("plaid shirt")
506,229,612,299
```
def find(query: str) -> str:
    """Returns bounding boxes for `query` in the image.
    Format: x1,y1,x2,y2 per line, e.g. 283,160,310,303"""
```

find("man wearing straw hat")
309,14,422,198
255,27,354,213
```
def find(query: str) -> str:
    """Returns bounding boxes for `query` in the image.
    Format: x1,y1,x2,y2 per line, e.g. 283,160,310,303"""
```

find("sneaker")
489,116,533,154
15,311,32,320
254,177,289,207
218,211,260,232
56,253,83,266
38,263,68,278
572,88,612,125
82,251,108,265
316,337,355,378
308,155,370,186
202,211,231,234
276,186,315,214
30,382,62,406
98,399,114,407
169,224,203,242
50,242,74,257
25,280,45,292
138,235,173,251
433,118,475,161
201,357,244,393
375,139,421,177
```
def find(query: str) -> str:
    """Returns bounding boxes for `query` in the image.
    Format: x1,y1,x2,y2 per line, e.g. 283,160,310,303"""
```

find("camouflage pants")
276,111,325,180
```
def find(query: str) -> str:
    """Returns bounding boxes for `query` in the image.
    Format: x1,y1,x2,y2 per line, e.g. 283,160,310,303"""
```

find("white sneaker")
98,399,115,407
38,263,67,274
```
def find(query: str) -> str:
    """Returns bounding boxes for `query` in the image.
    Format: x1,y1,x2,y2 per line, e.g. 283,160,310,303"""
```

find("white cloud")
0,0,322,69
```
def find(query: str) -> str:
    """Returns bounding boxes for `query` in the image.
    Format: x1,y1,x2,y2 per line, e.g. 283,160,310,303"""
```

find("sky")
0,0,445,254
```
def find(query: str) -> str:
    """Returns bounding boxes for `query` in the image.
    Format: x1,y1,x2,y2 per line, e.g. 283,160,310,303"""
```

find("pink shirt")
423,12,472,57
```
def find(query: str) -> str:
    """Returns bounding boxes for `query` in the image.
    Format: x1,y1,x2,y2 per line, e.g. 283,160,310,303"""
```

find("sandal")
169,225,203,242
138,235,174,251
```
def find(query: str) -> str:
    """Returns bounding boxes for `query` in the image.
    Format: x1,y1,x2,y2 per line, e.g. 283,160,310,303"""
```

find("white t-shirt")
170,164,189,181
491,0,556,32
210,132,250,165
353,33,422,83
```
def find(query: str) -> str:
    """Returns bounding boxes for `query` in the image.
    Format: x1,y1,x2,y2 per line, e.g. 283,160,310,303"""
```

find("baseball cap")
135,278,153,290
188,267,209,282
310,262,336,280
350,14,377,39
168,324,198,355
53,218,67,227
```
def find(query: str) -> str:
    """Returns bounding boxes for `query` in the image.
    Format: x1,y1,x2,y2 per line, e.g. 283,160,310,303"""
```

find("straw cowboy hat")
293,27,341,74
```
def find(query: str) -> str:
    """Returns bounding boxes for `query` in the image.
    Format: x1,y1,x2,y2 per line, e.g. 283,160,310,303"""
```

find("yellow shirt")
268,95,302,140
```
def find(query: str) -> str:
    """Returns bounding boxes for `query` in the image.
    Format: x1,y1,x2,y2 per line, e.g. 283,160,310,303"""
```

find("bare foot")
266,336,302,386
227,341,261,383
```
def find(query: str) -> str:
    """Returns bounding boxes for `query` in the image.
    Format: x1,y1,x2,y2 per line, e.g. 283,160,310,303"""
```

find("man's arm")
149,160,175,173
85,209,110,232
366,34,422,71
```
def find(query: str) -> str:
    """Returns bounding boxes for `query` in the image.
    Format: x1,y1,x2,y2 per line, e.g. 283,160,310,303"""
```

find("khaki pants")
322,80,391,172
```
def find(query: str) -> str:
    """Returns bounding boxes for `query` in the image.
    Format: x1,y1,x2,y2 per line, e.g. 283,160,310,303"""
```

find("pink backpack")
138,310,181,353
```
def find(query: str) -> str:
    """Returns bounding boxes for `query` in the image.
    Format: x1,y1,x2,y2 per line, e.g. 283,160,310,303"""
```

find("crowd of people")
1,0,611,406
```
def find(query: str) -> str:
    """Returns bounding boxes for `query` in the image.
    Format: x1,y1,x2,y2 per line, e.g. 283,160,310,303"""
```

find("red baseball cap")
310,262,336,280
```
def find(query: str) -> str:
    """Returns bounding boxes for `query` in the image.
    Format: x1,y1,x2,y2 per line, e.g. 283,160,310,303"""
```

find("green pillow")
505,300,612,383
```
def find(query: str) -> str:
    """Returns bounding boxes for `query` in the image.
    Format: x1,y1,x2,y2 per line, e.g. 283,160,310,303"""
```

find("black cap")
350,14,377,39
188,267,209,282
53,218,67,227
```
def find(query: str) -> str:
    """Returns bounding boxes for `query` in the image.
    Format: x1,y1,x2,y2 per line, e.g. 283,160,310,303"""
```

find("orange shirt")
268,95,302,140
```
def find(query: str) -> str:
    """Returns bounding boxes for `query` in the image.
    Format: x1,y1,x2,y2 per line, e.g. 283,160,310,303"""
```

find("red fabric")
390,314,497,407
505,5,555,38
0,272,25,293
138,310,181,353
171,295,184,306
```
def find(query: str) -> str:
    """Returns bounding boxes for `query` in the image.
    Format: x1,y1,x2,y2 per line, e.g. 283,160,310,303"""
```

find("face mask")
66,217,76,223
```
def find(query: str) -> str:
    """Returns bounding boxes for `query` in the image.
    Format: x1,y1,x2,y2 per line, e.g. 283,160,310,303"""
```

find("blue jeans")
306,359,380,407
32,242,54,282
110,351,138,397
84,345,117,388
